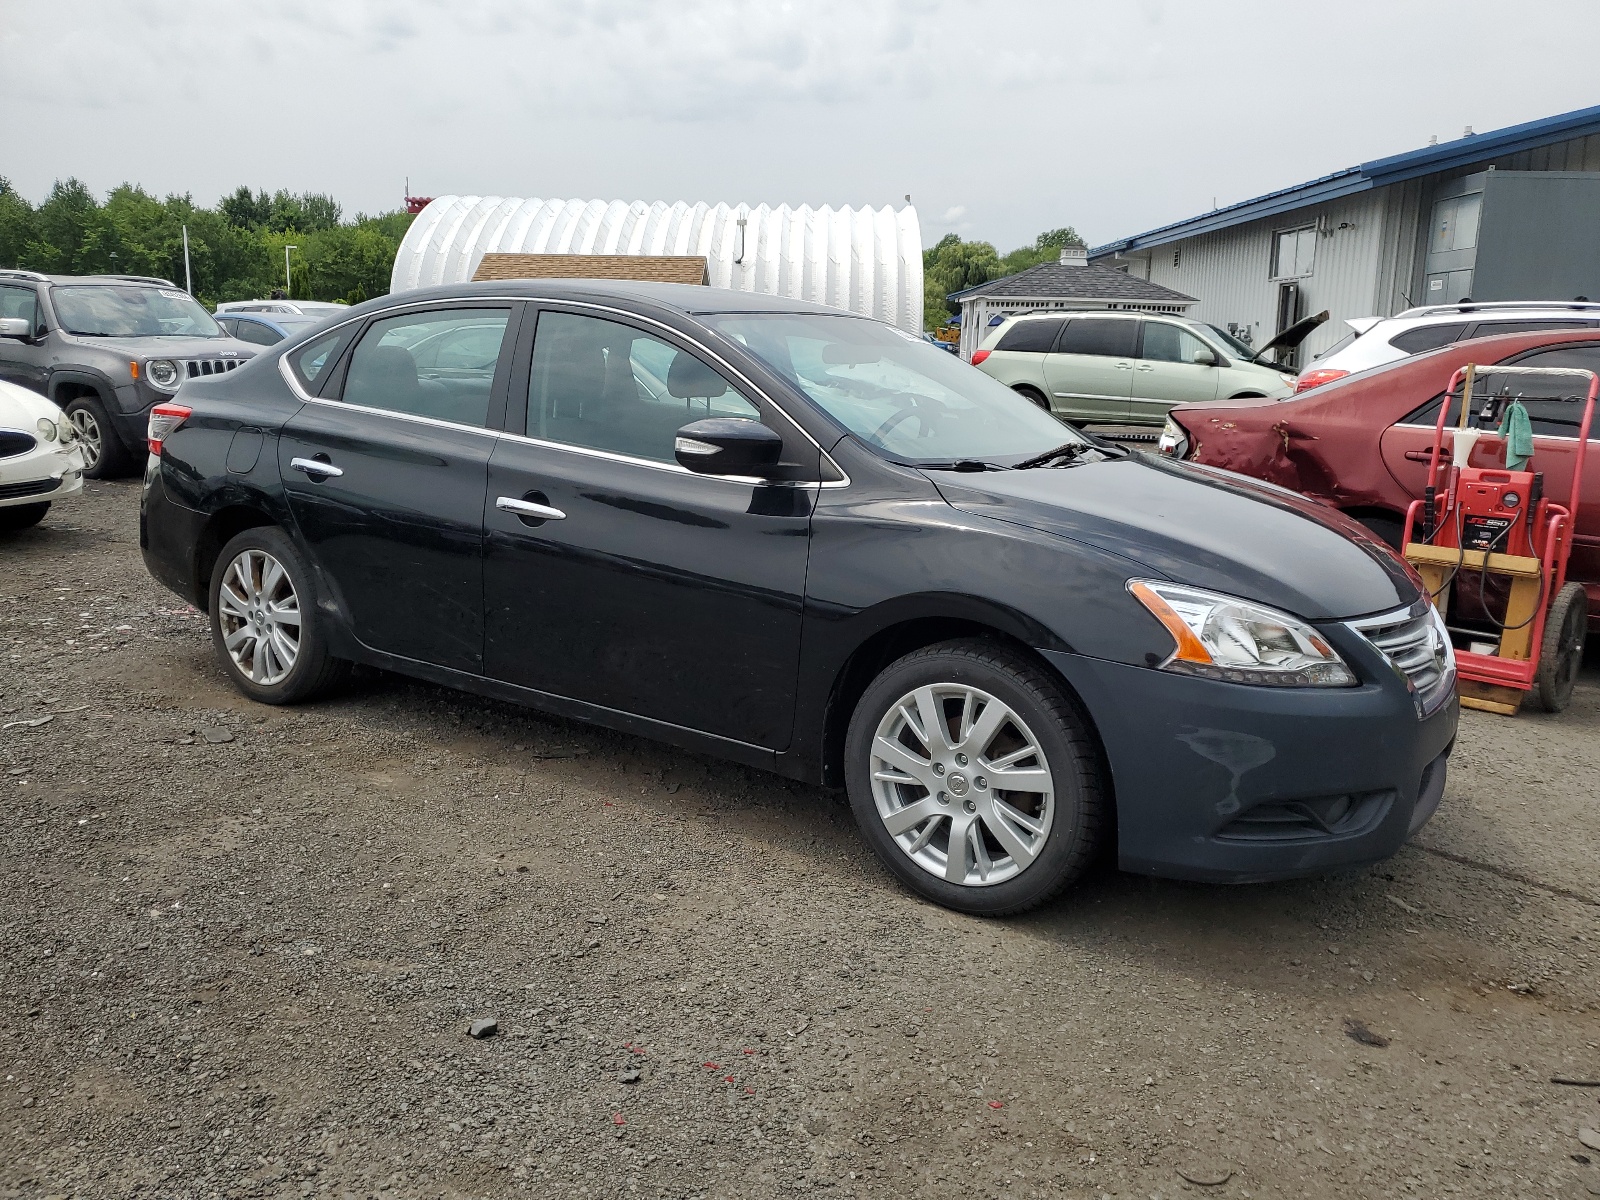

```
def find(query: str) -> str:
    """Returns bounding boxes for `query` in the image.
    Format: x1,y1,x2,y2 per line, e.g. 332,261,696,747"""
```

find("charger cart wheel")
1533,582,1587,713
844,639,1104,916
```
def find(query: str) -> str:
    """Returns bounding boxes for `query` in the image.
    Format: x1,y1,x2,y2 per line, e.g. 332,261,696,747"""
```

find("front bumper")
1043,649,1458,883
0,446,85,508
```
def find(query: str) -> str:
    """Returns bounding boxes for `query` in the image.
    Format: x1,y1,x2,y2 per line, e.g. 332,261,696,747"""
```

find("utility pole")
182,225,193,294
284,244,297,297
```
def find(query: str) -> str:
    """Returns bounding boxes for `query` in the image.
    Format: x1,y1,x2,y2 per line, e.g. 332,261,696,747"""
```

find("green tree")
923,226,1085,329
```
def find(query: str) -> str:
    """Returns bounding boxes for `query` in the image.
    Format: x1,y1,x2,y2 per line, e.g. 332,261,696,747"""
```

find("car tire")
63,395,133,479
0,502,49,531
208,526,349,705
1532,582,1587,713
1013,385,1050,411
844,638,1105,916
1353,513,1404,551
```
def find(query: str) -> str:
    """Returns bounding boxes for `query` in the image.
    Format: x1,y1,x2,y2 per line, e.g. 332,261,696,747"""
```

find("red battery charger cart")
1401,363,1595,714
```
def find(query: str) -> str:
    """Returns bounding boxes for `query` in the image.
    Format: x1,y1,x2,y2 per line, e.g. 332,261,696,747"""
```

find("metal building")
392,196,924,332
1090,104,1600,366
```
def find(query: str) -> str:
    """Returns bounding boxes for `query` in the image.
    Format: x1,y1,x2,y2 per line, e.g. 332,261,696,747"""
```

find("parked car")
0,271,259,477
141,280,1455,915
1160,327,1600,626
216,299,350,318
0,378,84,530
971,310,1299,427
215,312,330,347
1296,301,1600,392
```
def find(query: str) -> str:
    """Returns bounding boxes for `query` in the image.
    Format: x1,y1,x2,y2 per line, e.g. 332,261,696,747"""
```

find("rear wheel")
209,526,348,704
1013,385,1050,411
1533,582,1587,713
0,502,49,531
844,639,1104,916
63,395,133,479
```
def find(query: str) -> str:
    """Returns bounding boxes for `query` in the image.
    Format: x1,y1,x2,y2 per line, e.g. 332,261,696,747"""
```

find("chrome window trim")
274,295,850,488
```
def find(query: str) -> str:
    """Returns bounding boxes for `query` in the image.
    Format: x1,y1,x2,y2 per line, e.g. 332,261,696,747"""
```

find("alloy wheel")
217,549,301,685
869,684,1055,887
69,408,102,470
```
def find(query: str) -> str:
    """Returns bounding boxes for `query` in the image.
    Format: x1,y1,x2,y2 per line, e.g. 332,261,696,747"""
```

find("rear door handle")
1135,364,1156,371
496,495,566,521
1115,361,1134,369
290,456,343,478
1403,450,1433,462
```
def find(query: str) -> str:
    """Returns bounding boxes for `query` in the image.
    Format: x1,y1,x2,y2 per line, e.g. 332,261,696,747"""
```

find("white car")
215,299,349,317
1297,300,1600,392
0,379,85,530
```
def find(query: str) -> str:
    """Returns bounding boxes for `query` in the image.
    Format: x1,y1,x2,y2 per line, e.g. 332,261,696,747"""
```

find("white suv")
1297,301,1600,392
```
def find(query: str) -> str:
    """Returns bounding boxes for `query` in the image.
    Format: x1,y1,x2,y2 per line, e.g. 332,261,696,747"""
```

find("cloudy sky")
3,0,1597,251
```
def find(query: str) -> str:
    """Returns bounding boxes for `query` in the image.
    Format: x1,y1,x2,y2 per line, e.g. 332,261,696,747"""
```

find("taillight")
1295,368,1348,393
970,350,991,366
147,403,191,456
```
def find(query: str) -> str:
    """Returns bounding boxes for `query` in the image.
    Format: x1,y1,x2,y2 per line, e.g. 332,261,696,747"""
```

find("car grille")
1348,604,1455,713
0,477,60,500
0,429,37,459
184,358,245,378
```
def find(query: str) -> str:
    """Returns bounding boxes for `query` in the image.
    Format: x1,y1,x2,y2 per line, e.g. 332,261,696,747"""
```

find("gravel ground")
2,479,1598,1200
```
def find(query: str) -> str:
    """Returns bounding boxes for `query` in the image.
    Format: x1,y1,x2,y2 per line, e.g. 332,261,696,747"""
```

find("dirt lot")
2,479,1598,1200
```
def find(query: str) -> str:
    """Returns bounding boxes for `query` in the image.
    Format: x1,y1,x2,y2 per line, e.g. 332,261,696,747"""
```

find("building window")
1272,225,1317,280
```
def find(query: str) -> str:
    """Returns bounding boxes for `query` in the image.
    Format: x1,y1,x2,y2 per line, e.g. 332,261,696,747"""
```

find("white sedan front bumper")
0,438,86,508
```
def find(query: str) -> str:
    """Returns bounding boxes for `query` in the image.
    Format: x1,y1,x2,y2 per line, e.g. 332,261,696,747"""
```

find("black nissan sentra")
140,281,1457,915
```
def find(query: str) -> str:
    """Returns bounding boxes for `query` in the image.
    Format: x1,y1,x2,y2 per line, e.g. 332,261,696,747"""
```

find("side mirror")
1191,347,1217,366
0,317,30,340
674,417,784,476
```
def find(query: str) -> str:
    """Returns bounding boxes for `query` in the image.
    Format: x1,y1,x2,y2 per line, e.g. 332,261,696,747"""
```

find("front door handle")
1403,450,1433,463
1135,364,1156,371
1115,361,1134,369
496,495,567,521
290,456,343,478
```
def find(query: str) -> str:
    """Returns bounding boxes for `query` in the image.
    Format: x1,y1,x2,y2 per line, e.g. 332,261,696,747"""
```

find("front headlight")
1129,580,1357,687
36,416,58,442
147,359,181,390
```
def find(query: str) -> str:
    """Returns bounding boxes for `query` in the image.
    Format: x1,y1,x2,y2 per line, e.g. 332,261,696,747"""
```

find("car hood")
927,453,1419,621
0,378,59,426
63,334,255,359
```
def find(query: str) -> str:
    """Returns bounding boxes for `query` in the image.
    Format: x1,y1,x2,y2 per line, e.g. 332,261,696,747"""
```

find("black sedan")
140,281,1457,915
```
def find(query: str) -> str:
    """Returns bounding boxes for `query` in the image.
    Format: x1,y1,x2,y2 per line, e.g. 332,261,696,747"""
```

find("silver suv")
0,271,258,477
973,311,1297,428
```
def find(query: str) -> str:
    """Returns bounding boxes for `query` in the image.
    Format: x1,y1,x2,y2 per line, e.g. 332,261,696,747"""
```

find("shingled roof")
948,261,1195,305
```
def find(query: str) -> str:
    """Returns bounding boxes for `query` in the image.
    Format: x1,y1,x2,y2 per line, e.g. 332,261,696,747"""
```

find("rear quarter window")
994,318,1066,354
1389,323,1468,354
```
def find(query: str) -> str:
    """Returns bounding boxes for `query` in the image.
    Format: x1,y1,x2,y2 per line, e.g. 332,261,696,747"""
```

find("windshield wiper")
1012,441,1090,469
916,459,1001,472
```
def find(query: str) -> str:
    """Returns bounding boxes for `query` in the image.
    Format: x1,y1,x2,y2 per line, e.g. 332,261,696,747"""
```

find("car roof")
1390,300,1600,322
18,274,183,288
372,279,860,320
1001,309,1182,323
1305,326,1600,398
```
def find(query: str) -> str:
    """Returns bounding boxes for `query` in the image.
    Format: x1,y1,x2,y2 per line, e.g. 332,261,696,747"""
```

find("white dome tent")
391,196,924,332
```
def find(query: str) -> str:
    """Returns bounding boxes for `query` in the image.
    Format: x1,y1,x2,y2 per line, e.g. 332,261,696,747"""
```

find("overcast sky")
4,0,1597,251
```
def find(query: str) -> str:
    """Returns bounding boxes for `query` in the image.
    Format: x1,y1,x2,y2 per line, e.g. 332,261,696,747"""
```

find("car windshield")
1205,324,1257,360
53,286,220,337
704,312,1089,465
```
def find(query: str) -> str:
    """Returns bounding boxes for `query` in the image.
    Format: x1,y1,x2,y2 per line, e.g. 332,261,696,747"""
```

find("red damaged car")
1158,328,1600,623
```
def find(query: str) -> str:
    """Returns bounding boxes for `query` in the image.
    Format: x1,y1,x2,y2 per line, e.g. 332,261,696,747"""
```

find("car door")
1040,317,1138,423
278,303,522,673
1128,320,1220,423
482,306,817,750
0,284,50,393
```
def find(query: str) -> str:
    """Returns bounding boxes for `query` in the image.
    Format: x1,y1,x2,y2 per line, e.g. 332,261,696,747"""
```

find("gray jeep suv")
0,272,258,477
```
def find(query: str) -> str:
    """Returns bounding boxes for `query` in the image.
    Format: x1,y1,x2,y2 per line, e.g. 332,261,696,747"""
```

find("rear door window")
1389,323,1468,354
994,317,1066,354
1400,343,1600,437
339,308,512,427
1056,318,1139,358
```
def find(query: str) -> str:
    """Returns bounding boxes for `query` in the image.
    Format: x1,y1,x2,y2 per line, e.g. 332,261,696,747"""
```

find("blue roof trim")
1090,102,1600,258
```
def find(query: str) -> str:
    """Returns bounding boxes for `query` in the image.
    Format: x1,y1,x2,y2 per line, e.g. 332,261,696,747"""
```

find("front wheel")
1533,582,1587,713
63,395,133,479
209,527,348,704
844,639,1105,916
